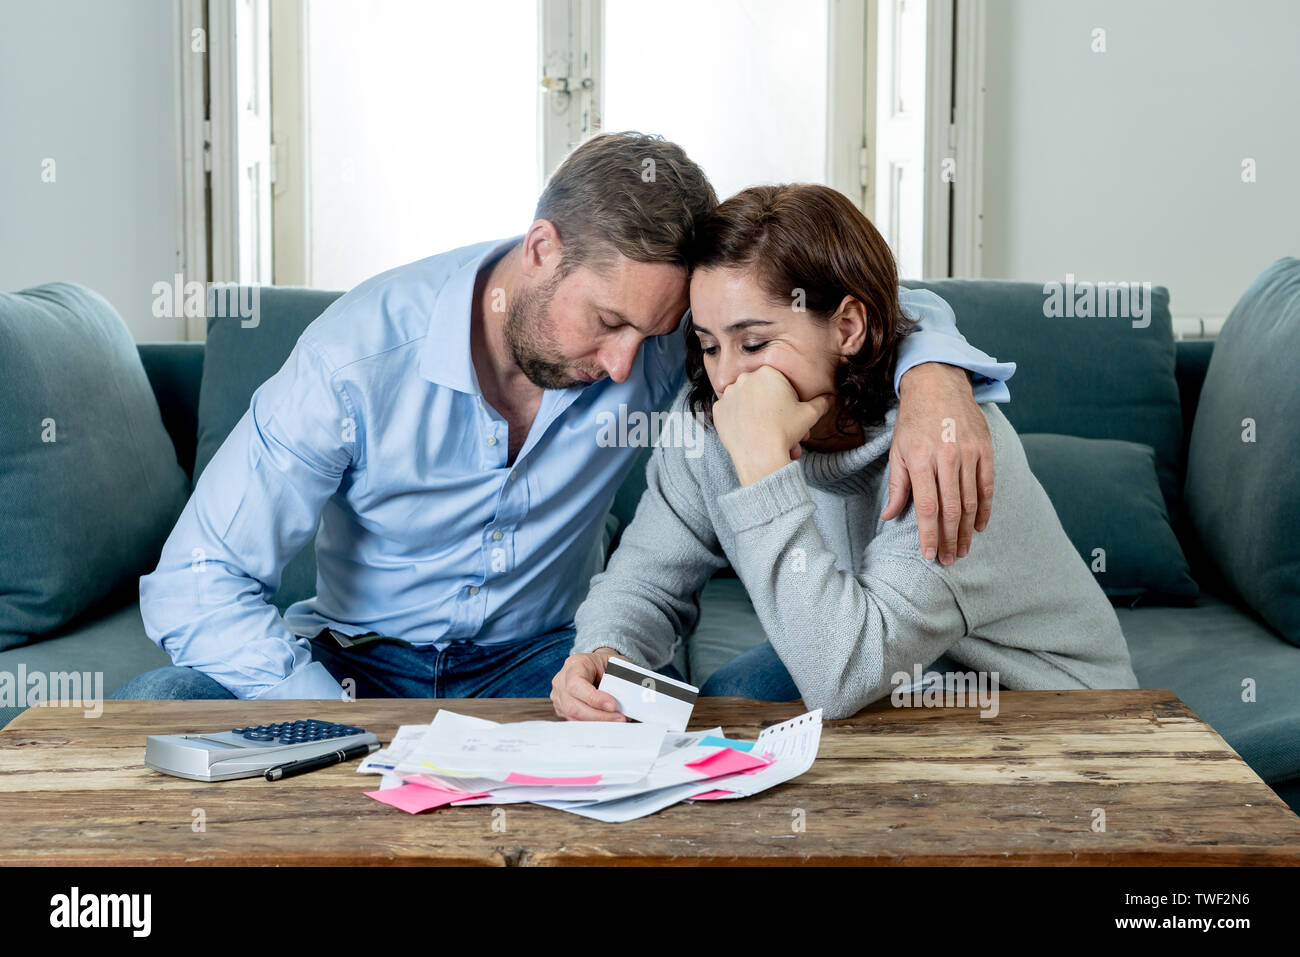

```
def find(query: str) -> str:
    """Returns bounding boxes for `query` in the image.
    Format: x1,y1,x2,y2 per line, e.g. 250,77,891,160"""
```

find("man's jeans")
111,627,685,701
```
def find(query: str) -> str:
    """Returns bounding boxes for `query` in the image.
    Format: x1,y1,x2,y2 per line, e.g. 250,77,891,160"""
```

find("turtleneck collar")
797,401,899,495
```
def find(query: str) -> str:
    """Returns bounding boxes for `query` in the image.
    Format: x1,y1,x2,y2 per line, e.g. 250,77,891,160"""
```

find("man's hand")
882,362,994,564
551,647,629,721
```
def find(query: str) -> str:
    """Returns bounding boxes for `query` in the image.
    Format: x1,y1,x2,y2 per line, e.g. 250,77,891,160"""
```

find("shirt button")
492,530,503,542
485,435,498,446
469,586,480,596
508,472,518,482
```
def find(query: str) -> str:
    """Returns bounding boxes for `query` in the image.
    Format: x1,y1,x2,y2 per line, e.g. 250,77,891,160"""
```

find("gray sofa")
2,272,1297,815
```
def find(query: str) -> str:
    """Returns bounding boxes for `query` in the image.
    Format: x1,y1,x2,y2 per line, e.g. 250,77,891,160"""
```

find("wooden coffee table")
1,690,1297,866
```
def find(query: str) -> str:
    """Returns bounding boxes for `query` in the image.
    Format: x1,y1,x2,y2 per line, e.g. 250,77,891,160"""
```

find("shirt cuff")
971,376,1011,404
248,661,349,700
893,330,1018,402
716,460,812,535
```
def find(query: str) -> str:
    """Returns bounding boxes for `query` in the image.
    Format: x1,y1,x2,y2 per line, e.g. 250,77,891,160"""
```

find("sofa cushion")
1020,434,1198,604
1184,258,1300,647
0,283,190,649
902,279,1184,516
195,286,343,610
686,577,766,687
138,342,205,481
1119,591,1300,784
0,596,170,730
1271,778,1300,817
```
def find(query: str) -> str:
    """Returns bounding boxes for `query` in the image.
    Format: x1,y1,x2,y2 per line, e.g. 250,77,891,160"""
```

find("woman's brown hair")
684,183,916,433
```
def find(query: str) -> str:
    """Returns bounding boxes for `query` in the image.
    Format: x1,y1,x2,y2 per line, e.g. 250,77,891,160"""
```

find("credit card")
598,658,699,732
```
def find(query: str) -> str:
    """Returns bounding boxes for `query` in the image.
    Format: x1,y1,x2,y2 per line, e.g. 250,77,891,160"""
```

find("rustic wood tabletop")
1,690,1297,866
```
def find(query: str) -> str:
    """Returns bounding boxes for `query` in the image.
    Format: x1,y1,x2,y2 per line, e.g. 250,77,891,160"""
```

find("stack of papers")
360,708,822,822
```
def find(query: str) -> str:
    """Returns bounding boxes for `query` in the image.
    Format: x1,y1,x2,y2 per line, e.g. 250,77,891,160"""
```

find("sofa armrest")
137,342,205,484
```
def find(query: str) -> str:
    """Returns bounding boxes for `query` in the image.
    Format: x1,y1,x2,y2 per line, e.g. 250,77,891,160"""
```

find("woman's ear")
831,295,868,357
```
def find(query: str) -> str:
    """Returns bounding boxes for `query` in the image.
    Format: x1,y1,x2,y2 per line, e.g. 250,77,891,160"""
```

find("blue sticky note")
699,735,754,753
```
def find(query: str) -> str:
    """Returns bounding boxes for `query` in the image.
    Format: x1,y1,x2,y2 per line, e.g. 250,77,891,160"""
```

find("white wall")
981,0,1300,321
0,0,182,341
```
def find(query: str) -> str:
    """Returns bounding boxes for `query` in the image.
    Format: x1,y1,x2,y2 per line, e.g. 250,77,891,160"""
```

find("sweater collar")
798,401,899,494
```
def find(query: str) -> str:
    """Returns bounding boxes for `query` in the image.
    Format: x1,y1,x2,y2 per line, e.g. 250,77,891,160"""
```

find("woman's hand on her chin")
713,365,833,487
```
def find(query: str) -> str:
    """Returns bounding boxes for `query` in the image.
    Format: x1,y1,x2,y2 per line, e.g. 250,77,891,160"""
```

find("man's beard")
504,273,588,390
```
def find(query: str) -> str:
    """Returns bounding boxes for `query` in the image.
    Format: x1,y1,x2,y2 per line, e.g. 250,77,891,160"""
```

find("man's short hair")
533,131,718,276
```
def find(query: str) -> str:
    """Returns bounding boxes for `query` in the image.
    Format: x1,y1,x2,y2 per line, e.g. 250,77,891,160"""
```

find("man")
114,132,1014,704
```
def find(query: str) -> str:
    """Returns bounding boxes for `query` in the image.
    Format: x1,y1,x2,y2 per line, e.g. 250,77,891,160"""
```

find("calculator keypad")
231,719,365,745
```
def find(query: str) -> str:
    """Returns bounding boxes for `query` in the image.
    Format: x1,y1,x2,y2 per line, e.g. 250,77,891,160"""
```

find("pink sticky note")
504,772,602,786
365,783,489,814
741,750,775,774
402,773,481,793
685,747,771,778
689,789,734,800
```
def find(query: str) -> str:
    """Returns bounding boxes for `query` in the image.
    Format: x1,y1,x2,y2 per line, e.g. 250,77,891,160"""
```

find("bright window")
306,0,540,290
602,0,829,201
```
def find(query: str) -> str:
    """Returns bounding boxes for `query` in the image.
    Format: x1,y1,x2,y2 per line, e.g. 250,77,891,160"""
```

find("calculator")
144,718,380,782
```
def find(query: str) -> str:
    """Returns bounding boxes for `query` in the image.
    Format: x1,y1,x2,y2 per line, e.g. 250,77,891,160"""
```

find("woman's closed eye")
698,341,767,357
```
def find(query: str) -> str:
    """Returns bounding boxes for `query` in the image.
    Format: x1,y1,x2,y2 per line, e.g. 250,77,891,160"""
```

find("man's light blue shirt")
139,237,1016,700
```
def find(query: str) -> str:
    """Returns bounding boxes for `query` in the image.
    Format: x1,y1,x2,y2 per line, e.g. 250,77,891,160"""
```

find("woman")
552,184,1138,721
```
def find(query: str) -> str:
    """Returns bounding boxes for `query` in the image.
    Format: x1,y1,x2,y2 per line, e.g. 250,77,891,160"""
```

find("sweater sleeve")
715,461,968,719
572,438,728,671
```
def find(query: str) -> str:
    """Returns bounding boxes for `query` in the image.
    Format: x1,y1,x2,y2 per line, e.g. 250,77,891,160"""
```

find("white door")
206,0,272,287
872,0,928,279
235,0,272,284
539,0,603,180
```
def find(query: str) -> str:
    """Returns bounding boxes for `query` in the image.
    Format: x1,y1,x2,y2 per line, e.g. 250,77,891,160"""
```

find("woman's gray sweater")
573,386,1139,719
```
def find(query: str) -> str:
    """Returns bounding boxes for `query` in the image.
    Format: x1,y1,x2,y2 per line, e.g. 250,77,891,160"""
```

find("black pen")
265,742,380,781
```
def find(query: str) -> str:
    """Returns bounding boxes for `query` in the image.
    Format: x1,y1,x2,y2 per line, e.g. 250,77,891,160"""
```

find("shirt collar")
418,236,522,394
